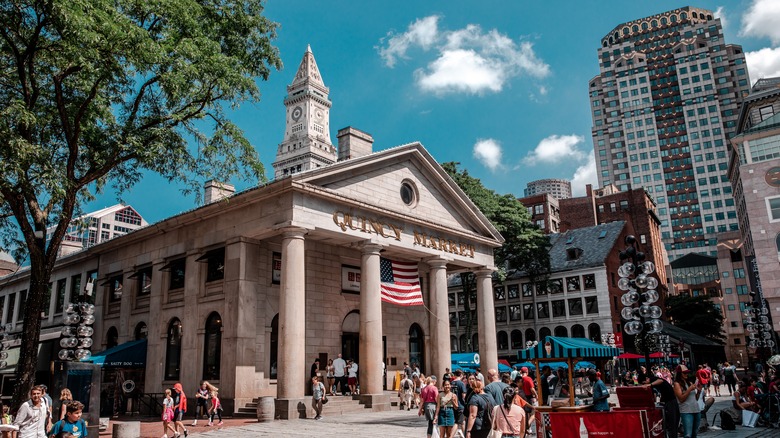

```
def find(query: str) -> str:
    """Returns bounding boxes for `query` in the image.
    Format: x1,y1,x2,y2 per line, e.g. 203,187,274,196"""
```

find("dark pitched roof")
669,252,718,269
662,321,723,347
546,221,625,273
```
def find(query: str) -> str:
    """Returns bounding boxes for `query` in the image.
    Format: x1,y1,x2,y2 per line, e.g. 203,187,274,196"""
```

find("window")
734,268,745,278
495,306,507,323
165,318,183,380
552,300,566,318
131,266,153,296
164,257,186,290
106,326,119,349
70,274,82,304
548,278,563,294
105,274,123,302
523,303,535,320
568,298,583,315
509,305,522,321
511,330,523,349
197,248,225,283
6,294,16,325
203,312,222,380
507,284,519,300
767,197,780,221
566,277,581,291
555,326,568,337
585,296,599,314
55,279,67,314
534,205,544,215
522,283,533,297
760,105,775,121
134,321,148,340
583,274,596,289
537,302,550,319
736,285,749,295
497,331,508,350
494,286,505,300
571,324,586,338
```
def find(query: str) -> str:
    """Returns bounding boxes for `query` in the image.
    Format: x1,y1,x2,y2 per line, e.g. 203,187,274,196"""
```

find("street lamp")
618,235,663,364
745,293,776,367
58,280,96,361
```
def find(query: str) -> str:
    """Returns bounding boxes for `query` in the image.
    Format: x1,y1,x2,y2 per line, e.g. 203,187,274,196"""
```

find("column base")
357,394,391,412
275,398,308,420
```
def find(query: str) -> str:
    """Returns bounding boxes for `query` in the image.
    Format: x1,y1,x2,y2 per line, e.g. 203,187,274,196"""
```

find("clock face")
766,167,780,187
315,109,324,120
291,106,302,121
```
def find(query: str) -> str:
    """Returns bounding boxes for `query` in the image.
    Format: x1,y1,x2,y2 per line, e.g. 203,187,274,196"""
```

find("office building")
590,6,751,261
524,179,572,200
47,204,148,257
518,193,561,234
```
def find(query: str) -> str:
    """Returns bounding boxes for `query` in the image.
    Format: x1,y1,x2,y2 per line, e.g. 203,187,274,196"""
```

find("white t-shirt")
348,362,359,378
333,358,347,377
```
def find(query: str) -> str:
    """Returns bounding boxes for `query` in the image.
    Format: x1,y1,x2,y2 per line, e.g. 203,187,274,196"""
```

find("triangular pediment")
293,143,503,244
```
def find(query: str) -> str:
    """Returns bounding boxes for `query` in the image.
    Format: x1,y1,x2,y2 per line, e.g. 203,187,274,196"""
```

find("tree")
665,294,726,344
0,0,282,408
442,162,550,349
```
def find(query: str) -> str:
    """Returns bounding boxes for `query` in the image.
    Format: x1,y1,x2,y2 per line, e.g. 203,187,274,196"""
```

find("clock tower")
272,45,336,179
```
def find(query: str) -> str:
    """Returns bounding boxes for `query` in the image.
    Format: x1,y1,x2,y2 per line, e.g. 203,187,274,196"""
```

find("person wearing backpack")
48,401,87,437
465,380,493,438
723,362,737,395
399,374,414,411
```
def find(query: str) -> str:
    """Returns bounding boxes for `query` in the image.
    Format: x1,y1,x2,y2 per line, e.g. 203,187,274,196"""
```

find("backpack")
403,379,411,390
718,410,736,430
479,394,494,430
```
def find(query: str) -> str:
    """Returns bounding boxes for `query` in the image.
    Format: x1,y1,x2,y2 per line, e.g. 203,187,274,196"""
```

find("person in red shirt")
696,365,711,397
520,367,538,406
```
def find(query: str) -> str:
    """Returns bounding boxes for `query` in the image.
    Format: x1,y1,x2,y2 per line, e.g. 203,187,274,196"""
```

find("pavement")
99,391,778,437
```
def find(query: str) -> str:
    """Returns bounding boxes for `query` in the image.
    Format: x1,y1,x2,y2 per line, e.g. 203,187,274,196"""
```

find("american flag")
380,258,423,306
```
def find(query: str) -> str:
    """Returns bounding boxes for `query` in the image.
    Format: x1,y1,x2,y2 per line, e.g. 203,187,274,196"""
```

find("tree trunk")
11,248,51,411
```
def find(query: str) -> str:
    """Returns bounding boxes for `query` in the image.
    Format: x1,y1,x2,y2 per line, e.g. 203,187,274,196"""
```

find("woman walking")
311,376,326,420
465,380,492,438
673,365,703,438
418,376,438,438
434,379,458,438
326,359,336,396
57,388,73,421
492,386,526,438
161,388,177,438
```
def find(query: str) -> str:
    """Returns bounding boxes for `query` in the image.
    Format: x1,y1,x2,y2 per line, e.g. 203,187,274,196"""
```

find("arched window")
203,312,223,381
539,327,552,341
106,326,119,349
555,326,568,337
511,330,523,349
525,329,536,343
572,324,586,338
775,233,780,255
134,322,148,340
459,335,468,352
451,336,458,353
165,318,182,380
471,333,479,352
588,323,602,341
497,331,508,350
409,324,424,371
270,314,278,379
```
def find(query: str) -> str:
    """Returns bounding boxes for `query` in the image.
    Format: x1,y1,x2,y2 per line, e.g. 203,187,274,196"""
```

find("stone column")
475,269,498,373
428,259,450,379
357,243,389,411
276,227,307,419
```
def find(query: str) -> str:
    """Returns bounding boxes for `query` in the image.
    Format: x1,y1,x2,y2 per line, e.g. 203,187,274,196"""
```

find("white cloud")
746,47,780,83
523,134,585,165
377,17,550,95
570,155,598,197
378,16,440,68
739,0,780,45
472,138,503,171
714,6,728,30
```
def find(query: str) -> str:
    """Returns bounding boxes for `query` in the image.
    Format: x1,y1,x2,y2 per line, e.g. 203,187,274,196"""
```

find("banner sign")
549,411,645,438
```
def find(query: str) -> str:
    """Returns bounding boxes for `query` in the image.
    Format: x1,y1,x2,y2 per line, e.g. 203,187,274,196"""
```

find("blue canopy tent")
86,339,147,368
451,352,480,368
517,336,619,407
498,363,512,373
513,362,535,370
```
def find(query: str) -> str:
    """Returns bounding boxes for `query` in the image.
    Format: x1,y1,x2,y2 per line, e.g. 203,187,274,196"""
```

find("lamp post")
618,235,663,367
58,280,96,362
745,294,776,367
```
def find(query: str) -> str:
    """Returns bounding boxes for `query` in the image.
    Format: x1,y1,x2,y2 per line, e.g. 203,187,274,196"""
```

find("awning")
86,339,147,368
498,363,512,373
517,336,620,360
649,352,679,358
451,352,480,367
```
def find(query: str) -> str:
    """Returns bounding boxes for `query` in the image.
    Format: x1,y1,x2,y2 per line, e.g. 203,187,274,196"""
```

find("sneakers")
183,430,188,437
314,415,322,420
217,421,223,426
191,421,197,427
208,422,213,427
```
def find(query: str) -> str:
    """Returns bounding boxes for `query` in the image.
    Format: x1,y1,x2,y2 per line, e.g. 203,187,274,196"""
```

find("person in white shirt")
332,354,347,395
14,386,47,438
347,360,359,395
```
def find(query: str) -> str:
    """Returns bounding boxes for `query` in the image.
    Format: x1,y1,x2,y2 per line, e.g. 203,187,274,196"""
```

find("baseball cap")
521,367,529,373
675,364,690,373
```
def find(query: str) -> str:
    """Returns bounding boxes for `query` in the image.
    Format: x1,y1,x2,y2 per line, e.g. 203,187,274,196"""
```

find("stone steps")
234,394,374,418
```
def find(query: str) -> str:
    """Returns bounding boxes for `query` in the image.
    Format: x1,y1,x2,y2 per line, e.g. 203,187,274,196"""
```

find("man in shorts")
451,370,467,437
347,359,359,395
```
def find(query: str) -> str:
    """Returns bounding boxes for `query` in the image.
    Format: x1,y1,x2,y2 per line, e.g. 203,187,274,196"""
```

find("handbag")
322,396,329,405
742,409,759,427
489,405,503,438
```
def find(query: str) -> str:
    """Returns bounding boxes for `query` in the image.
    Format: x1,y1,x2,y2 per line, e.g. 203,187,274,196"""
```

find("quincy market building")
0,48,504,417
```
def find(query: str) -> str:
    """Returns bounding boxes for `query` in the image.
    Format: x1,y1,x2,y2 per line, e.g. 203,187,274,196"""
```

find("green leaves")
665,294,726,344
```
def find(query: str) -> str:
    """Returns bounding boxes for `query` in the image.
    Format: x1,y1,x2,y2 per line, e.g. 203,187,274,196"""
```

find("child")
207,385,223,426
1,403,17,438
48,401,87,437
191,381,209,426
161,389,176,438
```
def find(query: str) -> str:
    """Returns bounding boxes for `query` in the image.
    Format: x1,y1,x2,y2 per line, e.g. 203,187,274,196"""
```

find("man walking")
333,353,347,395
590,370,610,412
540,366,553,406
483,369,508,405
399,373,414,410
640,372,678,438
451,370,467,438
14,385,48,437
520,367,538,405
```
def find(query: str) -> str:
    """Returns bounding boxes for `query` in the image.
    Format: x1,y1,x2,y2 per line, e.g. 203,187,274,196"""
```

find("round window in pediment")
400,180,418,207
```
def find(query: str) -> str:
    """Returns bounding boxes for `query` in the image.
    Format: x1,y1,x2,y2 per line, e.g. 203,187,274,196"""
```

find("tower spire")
272,46,335,179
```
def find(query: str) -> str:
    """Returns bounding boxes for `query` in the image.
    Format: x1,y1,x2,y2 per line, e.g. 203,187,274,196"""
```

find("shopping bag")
742,409,759,428
432,426,440,438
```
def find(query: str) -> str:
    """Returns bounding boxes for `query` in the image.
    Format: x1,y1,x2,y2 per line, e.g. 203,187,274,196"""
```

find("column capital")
474,268,494,279
279,226,308,240
359,241,384,255
426,258,449,270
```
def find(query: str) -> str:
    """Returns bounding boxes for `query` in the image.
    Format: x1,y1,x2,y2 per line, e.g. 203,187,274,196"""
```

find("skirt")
438,407,455,427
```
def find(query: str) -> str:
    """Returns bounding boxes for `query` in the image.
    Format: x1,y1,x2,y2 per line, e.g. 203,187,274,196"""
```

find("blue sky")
87,0,780,224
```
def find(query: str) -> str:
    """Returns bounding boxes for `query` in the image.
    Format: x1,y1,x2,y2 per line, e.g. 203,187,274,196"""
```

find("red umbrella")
616,352,643,359
649,352,679,358
498,359,511,367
